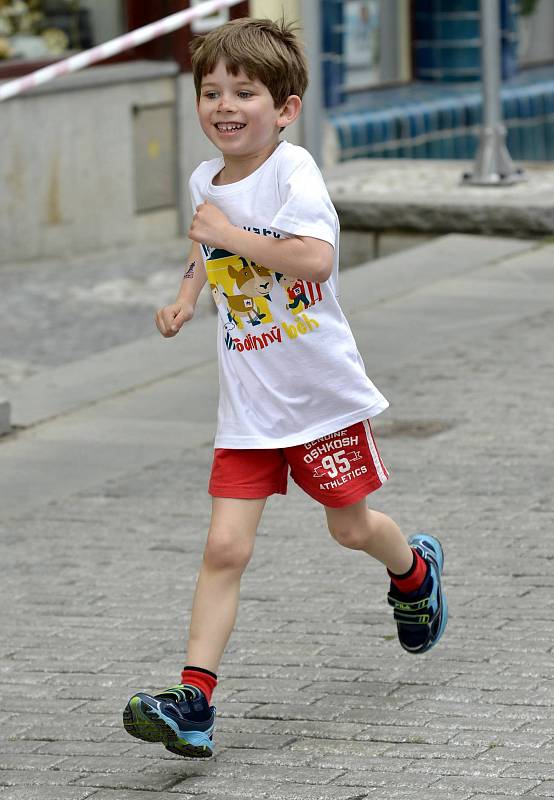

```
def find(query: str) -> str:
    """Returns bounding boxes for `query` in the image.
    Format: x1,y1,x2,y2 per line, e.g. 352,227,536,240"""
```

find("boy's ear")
277,95,302,129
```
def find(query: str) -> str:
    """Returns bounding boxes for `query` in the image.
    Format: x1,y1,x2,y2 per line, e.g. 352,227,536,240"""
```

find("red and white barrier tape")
0,0,243,102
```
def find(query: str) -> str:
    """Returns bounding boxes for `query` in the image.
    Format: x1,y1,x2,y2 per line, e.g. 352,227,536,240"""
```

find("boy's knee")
203,526,253,572
327,519,367,551
327,505,376,551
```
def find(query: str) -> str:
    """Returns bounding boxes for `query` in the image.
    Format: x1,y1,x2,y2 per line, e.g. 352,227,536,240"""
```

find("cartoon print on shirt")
203,241,325,352
205,250,274,330
227,257,274,326
210,282,237,350
275,273,310,311
210,283,237,332
275,273,323,315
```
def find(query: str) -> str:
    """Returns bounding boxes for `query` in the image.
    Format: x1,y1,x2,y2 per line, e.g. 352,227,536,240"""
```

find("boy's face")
197,59,289,160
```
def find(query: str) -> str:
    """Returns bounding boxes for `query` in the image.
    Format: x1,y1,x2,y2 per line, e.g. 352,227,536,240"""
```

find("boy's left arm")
189,201,334,283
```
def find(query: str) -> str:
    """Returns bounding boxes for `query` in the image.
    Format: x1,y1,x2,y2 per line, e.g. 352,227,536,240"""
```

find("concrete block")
325,159,554,238
0,398,10,435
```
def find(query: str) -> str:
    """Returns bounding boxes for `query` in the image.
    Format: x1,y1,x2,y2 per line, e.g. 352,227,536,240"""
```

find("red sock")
180,665,217,704
388,548,428,594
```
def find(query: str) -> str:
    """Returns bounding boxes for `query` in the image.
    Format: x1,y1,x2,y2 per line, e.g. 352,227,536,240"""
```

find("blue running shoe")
387,533,448,654
123,684,215,758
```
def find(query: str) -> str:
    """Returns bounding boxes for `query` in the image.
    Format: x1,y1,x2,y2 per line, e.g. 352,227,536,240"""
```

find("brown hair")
190,17,308,108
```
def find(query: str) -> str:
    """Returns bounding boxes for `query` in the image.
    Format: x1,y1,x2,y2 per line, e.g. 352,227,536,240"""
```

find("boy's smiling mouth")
215,122,246,133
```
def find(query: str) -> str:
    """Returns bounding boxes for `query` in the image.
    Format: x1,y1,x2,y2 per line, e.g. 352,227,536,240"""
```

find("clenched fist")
155,301,194,337
189,201,233,249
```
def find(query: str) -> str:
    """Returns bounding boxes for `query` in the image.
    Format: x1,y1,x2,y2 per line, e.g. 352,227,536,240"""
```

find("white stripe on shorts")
362,419,388,486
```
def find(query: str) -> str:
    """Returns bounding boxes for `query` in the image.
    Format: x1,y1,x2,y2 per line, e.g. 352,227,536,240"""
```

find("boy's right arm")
155,241,207,338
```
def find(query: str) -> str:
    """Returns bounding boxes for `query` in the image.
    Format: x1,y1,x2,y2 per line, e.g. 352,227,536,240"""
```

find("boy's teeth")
217,123,245,131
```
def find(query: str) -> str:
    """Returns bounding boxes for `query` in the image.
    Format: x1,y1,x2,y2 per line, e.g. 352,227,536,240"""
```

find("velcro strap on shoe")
393,610,431,624
387,594,431,624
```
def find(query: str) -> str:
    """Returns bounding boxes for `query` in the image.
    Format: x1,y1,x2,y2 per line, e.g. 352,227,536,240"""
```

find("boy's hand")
155,302,194,337
189,201,233,249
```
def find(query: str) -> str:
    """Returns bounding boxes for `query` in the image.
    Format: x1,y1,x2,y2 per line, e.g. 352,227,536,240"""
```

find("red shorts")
209,420,389,508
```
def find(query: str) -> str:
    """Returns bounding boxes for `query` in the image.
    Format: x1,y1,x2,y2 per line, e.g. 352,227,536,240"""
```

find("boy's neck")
213,140,283,186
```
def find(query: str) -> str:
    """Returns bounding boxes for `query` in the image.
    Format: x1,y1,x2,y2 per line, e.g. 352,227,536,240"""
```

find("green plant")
520,0,541,16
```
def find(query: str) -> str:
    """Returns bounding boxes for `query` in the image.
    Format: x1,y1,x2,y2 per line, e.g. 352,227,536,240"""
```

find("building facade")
1,1,553,262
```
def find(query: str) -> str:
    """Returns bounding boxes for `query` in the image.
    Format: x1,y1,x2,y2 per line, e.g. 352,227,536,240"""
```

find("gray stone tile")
74,767,192,791
90,794,197,800
169,777,371,799
0,770,79,787
433,776,541,795
332,769,438,788
479,745,554,764
527,782,554,796
354,726,453,745
500,765,554,781
35,741,135,757
0,789,97,800
0,754,67,771
266,720,367,739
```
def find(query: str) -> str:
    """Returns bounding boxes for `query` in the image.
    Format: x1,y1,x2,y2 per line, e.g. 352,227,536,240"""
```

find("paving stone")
528,783,554,796
13,723,114,743
90,792,198,800
334,793,471,800
74,767,192,791
500,765,554,781
54,755,165,773
0,789,96,800
168,777,370,799
354,725,453,745
289,740,389,758
433,775,541,794
179,762,345,785
382,744,487,760
0,769,79,787
210,717,274,735
333,769,439,789
263,787,374,800
310,754,413,772
0,754,67,771
479,745,554,764
405,757,507,777
34,741,134,757
467,797,529,800
215,746,312,766
266,720,367,739
423,716,527,733
0,743,42,755
214,731,297,751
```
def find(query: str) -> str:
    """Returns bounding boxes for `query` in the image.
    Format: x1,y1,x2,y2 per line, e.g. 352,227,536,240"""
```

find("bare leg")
185,496,266,674
325,499,413,574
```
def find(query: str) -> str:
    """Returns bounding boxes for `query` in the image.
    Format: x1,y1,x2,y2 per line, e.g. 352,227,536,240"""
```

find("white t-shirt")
189,140,388,449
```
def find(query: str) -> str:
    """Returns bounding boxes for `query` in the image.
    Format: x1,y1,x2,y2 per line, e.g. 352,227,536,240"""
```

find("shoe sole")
404,533,448,654
123,694,214,759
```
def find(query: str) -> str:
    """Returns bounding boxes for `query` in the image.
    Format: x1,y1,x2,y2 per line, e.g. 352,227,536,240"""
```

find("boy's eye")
204,91,218,99
238,91,252,99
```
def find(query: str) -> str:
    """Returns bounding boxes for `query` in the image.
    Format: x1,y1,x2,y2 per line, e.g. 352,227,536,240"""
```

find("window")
0,1,125,62
321,0,411,108
343,0,380,90
518,0,554,67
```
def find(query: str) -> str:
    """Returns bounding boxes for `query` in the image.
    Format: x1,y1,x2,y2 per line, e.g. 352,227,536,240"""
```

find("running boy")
123,17,447,759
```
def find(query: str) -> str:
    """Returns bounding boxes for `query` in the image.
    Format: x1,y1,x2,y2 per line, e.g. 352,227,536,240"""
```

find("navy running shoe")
387,533,448,654
123,684,215,758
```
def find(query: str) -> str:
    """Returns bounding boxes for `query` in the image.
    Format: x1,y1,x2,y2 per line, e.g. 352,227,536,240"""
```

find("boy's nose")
217,95,237,111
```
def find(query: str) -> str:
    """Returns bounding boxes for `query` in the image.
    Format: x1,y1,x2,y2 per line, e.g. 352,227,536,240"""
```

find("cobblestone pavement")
0,239,213,399
1,239,553,799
